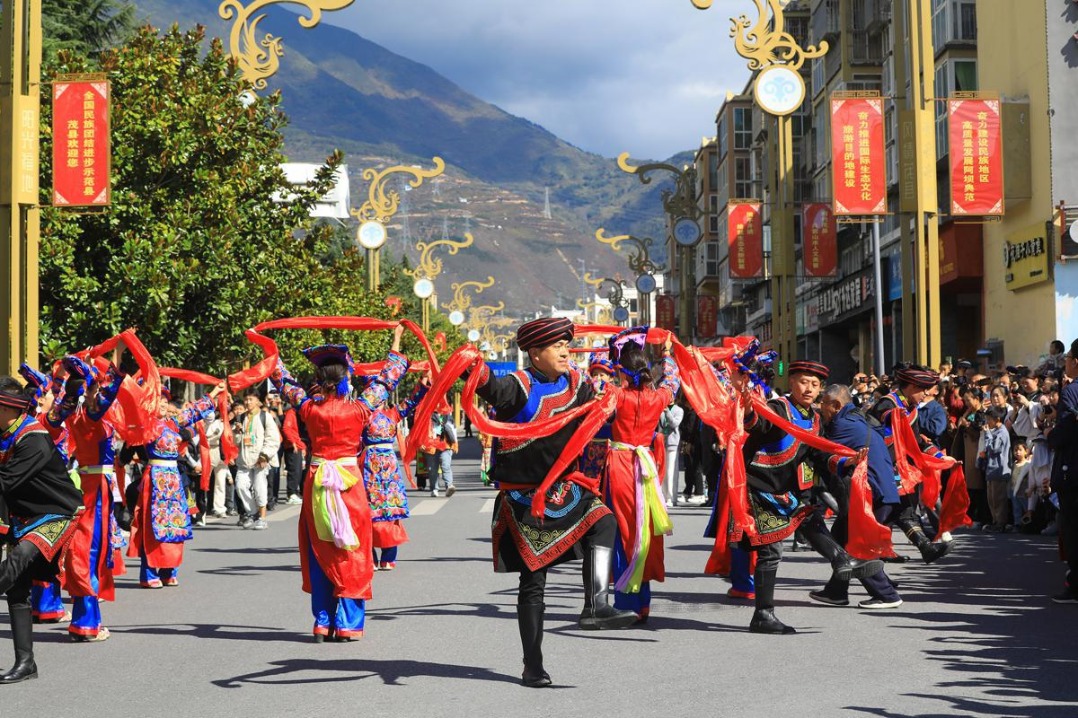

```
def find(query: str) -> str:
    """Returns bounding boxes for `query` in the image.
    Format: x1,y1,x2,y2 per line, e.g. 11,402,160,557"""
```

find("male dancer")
475,317,636,687
867,364,952,563
0,377,82,683
736,360,882,634
814,384,903,608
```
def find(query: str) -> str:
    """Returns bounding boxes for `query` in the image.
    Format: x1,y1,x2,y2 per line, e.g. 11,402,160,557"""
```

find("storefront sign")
696,295,718,339
655,294,676,330
948,98,1004,216
803,203,837,277
818,273,874,324
831,96,887,216
1004,221,1051,291
52,77,110,207
727,202,763,278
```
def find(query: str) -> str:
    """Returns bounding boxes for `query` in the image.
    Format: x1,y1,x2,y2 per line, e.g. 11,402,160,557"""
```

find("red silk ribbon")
159,367,238,471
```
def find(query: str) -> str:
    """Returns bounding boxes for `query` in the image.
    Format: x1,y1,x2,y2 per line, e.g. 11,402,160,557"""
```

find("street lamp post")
404,233,475,333
615,153,702,343
351,158,445,292
692,0,826,373
442,276,497,323
594,229,667,326
582,272,631,326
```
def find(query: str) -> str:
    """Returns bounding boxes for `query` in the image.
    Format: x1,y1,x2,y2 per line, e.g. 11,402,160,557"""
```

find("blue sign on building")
886,251,903,302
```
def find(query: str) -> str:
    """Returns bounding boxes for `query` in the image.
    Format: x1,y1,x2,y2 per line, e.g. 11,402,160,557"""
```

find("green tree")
41,0,135,63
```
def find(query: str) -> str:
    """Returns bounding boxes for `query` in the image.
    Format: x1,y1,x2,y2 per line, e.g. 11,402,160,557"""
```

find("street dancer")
473,316,637,688
129,386,221,589
272,325,411,640
867,364,952,563
0,376,82,683
734,360,882,634
46,347,127,640
603,330,680,621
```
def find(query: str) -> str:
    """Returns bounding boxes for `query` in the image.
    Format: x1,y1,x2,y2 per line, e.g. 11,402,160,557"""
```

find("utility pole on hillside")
543,187,552,220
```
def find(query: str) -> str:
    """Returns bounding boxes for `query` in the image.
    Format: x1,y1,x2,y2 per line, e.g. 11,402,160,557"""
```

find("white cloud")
329,0,751,159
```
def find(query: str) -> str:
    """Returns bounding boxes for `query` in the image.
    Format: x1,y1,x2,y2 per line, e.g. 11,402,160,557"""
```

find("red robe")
296,395,374,601
605,384,676,585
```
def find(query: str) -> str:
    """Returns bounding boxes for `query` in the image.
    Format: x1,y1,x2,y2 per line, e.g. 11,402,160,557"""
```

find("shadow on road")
845,534,1078,718
211,657,529,688
109,622,312,643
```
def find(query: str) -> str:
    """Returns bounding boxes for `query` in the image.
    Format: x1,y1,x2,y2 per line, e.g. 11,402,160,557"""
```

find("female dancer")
364,370,427,571
603,332,680,620
272,325,411,640
129,386,221,588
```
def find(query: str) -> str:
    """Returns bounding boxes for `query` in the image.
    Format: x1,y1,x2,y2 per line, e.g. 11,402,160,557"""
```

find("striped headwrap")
894,366,938,389
516,317,574,351
788,360,830,381
0,383,33,412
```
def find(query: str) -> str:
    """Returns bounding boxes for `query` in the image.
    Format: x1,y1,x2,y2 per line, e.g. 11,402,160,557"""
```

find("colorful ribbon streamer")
311,459,361,551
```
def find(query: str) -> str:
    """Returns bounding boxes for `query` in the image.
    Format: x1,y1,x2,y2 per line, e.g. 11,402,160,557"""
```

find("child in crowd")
1011,442,1032,528
980,406,1012,532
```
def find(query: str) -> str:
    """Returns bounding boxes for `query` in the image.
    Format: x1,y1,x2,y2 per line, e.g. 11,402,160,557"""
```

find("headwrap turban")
0,383,33,412
516,317,574,351
895,366,938,389
788,360,830,381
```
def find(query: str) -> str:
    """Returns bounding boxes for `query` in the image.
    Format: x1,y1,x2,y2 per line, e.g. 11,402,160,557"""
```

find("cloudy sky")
329,0,751,160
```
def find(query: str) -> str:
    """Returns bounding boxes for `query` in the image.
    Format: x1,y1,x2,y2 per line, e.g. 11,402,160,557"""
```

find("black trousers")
284,450,305,497
0,541,45,607
517,514,617,605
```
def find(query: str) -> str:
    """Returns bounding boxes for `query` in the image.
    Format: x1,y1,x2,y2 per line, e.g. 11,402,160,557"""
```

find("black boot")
750,566,795,634
578,547,638,630
0,605,38,684
898,517,952,564
517,603,551,688
801,516,884,581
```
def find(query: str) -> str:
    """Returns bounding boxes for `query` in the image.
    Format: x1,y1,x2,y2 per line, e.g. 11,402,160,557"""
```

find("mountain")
131,0,682,315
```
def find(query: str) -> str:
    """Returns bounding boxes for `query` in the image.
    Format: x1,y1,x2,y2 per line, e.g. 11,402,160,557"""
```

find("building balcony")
865,0,891,35
745,297,773,326
811,0,840,45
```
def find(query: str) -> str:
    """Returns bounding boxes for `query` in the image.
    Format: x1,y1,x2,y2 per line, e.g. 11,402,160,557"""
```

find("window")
935,61,949,160
955,0,976,41
933,0,976,48
708,151,719,190
814,110,829,169
709,194,719,235
931,0,947,50
715,158,728,201
812,58,824,97
734,108,753,150
735,157,752,199
953,59,977,92
717,115,728,159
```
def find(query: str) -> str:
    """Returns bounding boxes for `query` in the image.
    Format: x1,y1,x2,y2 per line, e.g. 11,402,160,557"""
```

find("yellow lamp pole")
404,234,475,333
594,228,667,325
352,158,445,292
219,0,356,88
442,275,497,319
616,153,701,343
692,0,826,372
0,0,42,374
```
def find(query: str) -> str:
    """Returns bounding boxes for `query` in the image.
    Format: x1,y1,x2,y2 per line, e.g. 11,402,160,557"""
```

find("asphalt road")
3,439,1076,717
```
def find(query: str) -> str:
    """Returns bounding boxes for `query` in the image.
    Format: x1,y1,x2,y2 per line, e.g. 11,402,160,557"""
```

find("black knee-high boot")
0,603,38,684
750,551,795,635
579,546,639,630
518,603,550,687
896,515,951,564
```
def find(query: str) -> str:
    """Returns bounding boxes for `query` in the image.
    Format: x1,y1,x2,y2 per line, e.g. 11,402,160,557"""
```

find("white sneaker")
430,489,440,498
252,519,268,530
286,494,303,505
665,500,673,508
446,484,456,497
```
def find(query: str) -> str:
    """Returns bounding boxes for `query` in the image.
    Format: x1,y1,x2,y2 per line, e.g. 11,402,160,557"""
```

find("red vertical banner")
831,96,886,216
655,295,676,330
948,98,1004,216
727,202,763,278
803,203,837,277
52,78,111,207
696,295,717,339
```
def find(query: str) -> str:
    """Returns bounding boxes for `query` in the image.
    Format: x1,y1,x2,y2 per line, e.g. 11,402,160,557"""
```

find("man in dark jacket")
814,384,903,609
0,376,83,683
1048,340,1078,603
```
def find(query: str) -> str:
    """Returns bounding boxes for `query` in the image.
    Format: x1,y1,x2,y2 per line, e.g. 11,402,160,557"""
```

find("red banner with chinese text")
727,202,763,278
948,98,1003,216
655,294,676,330
52,79,110,207
696,295,717,339
803,203,837,277
831,97,886,216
